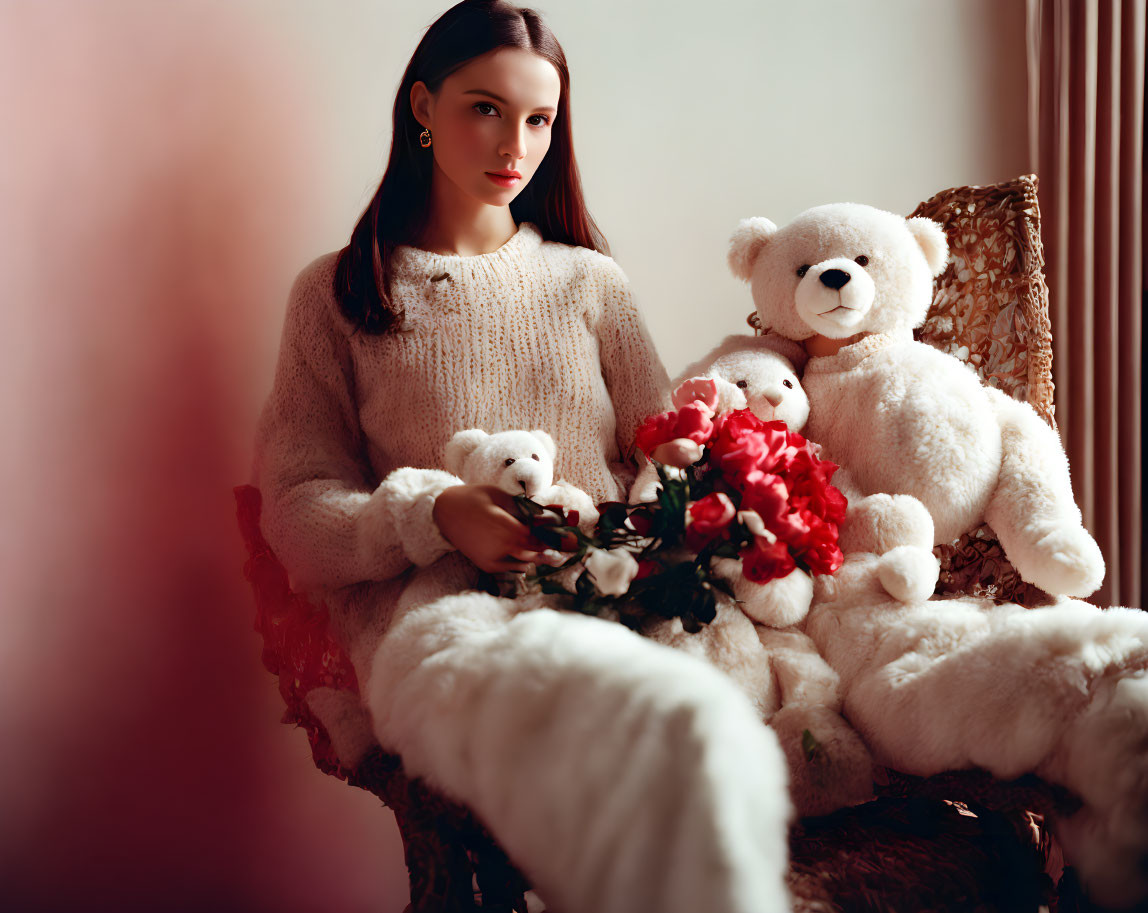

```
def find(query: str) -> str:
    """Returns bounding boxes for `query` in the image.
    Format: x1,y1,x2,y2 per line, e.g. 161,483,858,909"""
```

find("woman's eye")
855,255,870,267
736,380,748,389
504,457,515,466
527,114,550,127
796,265,810,278
474,102,498,116
783,379,794,389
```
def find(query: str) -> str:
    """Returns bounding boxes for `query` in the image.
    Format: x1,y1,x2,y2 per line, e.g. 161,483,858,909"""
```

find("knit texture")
253,221,671,713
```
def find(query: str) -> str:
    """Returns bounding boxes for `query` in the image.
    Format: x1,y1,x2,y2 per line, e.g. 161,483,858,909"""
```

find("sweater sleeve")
594,259,672,466
253,258,462,593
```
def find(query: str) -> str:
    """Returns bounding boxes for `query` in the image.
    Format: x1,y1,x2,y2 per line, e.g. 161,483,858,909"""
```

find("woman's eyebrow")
461,88,557,113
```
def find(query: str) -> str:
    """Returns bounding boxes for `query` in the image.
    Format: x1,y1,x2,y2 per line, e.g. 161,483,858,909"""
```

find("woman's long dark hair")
334,0,608,334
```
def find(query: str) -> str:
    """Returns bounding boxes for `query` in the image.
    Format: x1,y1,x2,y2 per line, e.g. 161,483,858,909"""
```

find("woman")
254,2,793,910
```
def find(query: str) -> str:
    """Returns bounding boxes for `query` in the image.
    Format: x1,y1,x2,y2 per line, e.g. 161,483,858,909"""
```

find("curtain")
1026,0,1145,608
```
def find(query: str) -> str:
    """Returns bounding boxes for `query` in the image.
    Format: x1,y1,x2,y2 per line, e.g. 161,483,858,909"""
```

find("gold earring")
746,312,765,336
419,127,432,148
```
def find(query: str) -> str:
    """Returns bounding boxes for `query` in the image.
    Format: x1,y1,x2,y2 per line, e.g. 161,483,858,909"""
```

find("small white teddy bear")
444,428,600,534
391,429,600,618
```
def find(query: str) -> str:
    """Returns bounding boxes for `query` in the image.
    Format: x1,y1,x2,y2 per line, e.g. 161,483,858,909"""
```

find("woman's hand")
433,484,561,573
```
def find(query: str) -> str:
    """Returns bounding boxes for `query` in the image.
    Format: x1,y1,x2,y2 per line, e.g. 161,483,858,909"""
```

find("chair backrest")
912,174,1057,606
912,174,1054,426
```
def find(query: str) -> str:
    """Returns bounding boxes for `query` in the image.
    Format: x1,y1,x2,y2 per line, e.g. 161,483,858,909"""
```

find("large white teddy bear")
729,203,1148,908
727,202,1105,597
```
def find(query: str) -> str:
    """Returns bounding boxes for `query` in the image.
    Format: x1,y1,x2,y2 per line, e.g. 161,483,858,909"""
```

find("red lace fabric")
234,484,360,778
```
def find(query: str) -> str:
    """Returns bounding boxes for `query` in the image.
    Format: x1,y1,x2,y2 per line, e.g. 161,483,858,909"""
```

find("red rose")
793,515,844,575
626,508,654,536
635,559,659,580
760,421,807,474
741,535,796,584
685,492,737,550
675,402,716,444
634,402,715,456
740,472,796,536
709,411,798,484
782,450,847,527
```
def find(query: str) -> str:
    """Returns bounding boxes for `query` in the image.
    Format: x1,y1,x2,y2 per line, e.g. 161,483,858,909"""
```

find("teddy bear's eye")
796,265,811,278
783,379,794,389
531,453,540,461
504,457,515,467
736,380,748,389
855,255,870,267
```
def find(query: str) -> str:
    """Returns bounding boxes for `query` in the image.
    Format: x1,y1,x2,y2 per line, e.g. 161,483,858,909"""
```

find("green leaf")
711,539,743,559
530,525,568,550
710,575,736,598
538,579,576,596
513,495,545,517
695,587,717,625
802,729,824,763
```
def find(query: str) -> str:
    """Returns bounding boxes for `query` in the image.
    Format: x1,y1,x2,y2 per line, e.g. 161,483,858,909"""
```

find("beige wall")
0,2,1028,910
266,0,1031,373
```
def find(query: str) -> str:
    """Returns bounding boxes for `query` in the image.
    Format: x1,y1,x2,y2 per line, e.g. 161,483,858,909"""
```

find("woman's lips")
485,172,521,188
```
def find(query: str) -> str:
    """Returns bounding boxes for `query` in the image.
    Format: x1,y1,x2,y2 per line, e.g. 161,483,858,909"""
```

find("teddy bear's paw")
1016,526,1106,598
736,567,814,628
841,493,934,555
545,481,601,533
875,545,940,604
810,553,890,609
770,704,875,819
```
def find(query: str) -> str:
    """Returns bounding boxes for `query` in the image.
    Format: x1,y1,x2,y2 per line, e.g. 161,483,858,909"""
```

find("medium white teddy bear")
728,202,1148,907
728,202,1105,598
633,333,937,607
444,428,600,534
628,337,876,816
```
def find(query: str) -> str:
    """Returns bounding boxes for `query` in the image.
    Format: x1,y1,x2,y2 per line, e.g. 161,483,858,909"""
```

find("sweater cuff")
360,468,464,570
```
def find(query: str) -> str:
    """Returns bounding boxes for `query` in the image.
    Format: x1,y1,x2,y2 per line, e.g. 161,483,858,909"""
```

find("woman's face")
412,48,561,208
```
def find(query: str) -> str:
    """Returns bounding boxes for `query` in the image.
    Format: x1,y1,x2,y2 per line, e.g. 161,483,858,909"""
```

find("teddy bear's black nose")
820,269,851,290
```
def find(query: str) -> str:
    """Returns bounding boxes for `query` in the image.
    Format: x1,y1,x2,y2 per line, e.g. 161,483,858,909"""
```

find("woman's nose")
499,123,528,160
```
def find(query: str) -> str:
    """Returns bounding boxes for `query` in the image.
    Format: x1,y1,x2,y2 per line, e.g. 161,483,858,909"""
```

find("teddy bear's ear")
444,429,488,476
529,430,557,459
905,217,949,277
728,217,778,281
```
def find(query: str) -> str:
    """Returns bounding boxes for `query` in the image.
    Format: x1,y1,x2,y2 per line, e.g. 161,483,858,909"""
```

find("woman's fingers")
431,484,577,574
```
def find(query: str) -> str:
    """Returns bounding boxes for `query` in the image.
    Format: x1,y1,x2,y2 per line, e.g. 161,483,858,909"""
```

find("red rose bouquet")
519,378,846,632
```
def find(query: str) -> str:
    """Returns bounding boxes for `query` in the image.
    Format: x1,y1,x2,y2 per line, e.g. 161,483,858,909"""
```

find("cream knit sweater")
253,221,670,759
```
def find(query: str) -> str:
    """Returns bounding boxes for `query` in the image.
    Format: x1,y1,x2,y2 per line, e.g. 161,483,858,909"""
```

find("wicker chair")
236,174,1085,912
